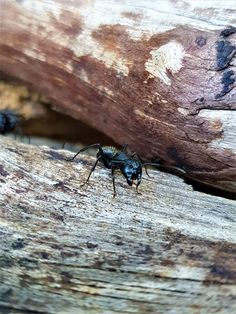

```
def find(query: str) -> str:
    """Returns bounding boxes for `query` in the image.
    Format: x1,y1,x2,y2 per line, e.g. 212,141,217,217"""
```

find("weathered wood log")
0,0,236,193
0,136,236,313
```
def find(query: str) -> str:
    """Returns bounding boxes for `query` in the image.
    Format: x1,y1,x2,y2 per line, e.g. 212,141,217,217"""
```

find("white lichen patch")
145,41,185,85
198,110,236,152
70,33,130,76
15,0,234,79
177,107,189,116
77,69,91,84
95,49,130,76
98,86,114,97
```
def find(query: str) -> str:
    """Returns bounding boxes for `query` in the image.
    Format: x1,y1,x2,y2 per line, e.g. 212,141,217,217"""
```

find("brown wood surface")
0,81,115,145
0,0,236,193
0,136,236,313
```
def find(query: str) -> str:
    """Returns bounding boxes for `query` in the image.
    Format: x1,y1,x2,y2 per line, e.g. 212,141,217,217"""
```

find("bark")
0,0,236,193
0,136,236,313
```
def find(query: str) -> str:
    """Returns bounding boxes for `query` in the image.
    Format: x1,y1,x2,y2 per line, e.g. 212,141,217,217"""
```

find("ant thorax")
97,146,118,169
102,146,118,155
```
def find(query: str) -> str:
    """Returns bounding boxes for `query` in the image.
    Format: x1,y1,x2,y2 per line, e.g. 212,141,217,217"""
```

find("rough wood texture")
0,81,115,144
0,136,236,313
0,0,236,193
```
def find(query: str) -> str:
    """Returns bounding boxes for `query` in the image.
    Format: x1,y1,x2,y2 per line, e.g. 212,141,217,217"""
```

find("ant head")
122,160,142,187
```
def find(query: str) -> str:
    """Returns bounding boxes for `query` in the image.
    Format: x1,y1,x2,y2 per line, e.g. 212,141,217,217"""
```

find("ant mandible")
68,144,160,197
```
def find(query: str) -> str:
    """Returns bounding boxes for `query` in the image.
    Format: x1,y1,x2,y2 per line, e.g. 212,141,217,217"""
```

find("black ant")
68,144,163,197
0,110,23,135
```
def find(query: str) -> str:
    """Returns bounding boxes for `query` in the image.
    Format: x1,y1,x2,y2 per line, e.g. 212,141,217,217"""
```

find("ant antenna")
142,162,186,175
68,143,103,161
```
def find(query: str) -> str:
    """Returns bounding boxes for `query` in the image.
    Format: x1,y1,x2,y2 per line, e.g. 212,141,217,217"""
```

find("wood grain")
0,137,235,313
0,1,236,183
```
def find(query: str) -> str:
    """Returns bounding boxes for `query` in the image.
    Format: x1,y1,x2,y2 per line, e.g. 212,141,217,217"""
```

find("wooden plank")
0,137,235,313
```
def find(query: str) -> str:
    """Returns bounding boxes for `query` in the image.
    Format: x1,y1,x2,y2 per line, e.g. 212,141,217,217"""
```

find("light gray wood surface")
0,137,235,313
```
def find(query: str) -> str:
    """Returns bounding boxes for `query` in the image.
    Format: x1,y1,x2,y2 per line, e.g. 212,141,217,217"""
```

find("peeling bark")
0,0,236,192
0,136,236,313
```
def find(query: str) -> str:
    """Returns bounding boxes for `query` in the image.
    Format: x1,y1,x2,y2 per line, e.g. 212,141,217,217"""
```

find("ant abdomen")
0,110,23,135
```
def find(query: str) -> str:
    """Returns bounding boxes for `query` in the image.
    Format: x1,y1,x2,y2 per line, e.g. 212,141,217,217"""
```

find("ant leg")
142,162,161,178
111,167,117,197
122,144,128,152
142,162,161,167
136,179,142,194
143,164,152,178
145,170,151,177
15,124,23,142
68,143,102,161
82,156,101,186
